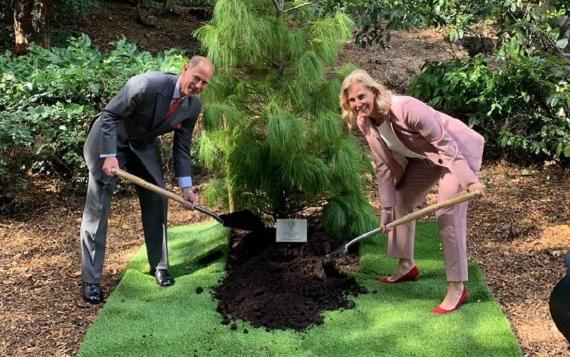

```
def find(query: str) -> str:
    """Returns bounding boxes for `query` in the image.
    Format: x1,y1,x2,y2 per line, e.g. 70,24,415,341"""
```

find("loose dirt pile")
215,228,365,330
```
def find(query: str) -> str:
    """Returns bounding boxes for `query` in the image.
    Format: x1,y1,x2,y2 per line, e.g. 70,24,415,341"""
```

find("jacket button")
438,159,443,164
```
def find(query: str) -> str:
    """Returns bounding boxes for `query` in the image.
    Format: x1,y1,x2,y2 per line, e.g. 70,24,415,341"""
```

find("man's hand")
181,187,196,210
467,181,486,196
380,207,395,233
102,156,119,176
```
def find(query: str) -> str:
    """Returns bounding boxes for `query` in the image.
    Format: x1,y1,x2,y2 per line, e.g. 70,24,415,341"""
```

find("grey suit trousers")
80,119,169,284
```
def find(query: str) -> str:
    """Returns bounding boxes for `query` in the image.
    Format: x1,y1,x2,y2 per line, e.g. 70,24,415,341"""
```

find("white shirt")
376,119,425,168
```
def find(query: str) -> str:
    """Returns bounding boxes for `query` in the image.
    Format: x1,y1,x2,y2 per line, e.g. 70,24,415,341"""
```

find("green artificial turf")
78,220,522,356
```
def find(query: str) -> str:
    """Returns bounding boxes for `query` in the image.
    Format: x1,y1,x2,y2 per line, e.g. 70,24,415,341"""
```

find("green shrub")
0,34,187,192
410,43,570,160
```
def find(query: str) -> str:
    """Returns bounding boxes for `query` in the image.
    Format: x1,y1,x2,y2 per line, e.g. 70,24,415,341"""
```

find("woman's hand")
392,164,404,186
380,207,395,233
357,110,368,120
467,181,486,195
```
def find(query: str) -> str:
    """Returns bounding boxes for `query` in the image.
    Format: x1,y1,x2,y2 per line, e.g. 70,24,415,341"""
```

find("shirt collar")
172,77,181,101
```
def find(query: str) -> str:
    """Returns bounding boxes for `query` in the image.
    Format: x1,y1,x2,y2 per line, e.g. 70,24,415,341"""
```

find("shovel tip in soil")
325,240,360,259
219,209,265,231
325,247,347,259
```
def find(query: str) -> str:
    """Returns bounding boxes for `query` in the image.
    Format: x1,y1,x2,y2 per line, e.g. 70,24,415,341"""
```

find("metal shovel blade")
326,190,481,258
194,205,264,231
219,209,265,231
326,228,381,258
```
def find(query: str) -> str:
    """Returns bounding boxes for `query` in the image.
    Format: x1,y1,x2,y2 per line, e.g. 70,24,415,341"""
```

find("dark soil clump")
214,227,364,331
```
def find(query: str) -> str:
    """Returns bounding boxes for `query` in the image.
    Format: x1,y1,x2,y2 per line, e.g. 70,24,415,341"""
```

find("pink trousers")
387,159,473,282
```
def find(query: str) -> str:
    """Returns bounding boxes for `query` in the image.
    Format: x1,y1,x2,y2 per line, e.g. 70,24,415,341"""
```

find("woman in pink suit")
339,69,486,314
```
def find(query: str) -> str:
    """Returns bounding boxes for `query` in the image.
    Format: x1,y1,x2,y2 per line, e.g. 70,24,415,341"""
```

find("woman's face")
347,82,376,118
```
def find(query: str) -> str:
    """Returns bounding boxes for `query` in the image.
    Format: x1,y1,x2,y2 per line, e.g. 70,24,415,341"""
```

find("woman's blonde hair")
339,69,392,128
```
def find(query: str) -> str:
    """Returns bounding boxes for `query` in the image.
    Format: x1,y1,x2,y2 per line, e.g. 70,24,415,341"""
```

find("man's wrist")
178,176,193,188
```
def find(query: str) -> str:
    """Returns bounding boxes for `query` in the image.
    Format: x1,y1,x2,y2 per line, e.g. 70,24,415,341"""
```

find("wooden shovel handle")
112,168,188,205
385,190,481,229
111,168,223,223
338,190,481,254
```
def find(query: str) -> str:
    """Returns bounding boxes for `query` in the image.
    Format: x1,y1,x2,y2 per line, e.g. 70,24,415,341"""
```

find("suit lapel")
152,77,177,128
129,96,195,141
155,95,190,132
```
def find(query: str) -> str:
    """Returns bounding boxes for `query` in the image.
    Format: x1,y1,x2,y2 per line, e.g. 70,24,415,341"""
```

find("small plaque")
276,219,307,243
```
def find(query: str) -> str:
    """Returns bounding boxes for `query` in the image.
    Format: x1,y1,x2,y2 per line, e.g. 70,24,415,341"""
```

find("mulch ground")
1,3,569,355
467,162,570,356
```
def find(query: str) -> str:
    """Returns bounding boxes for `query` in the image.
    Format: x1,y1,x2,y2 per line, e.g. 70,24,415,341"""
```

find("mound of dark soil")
214,227,366,331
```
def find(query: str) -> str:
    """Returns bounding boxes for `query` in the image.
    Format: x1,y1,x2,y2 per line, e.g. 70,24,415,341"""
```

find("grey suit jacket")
91,71,202,185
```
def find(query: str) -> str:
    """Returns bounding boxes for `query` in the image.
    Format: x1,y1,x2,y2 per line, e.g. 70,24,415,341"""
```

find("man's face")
179,61,213,97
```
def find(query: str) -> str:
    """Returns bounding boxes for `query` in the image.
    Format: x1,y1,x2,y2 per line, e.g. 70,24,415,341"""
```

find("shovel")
111,168,264,231
327,190,482,257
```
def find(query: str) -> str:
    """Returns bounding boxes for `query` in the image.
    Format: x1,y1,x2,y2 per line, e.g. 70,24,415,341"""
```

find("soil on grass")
215,228,363,331
1,2,570,356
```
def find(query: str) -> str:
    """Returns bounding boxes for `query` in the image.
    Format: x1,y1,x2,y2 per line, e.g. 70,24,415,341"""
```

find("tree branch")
272,0,284,16
284,1,313,14
260,53,284,72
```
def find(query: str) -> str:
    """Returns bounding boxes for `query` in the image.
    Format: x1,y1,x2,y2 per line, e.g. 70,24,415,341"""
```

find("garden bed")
76,221,522,356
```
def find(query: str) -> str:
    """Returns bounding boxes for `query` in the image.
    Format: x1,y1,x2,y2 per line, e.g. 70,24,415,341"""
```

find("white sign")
276,219,307,243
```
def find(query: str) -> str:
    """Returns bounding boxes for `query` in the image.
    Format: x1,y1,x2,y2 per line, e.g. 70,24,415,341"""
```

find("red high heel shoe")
432,288,469,314
379,266,420,284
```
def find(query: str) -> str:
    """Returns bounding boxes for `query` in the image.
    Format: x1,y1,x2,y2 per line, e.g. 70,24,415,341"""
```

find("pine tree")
195,0,376,239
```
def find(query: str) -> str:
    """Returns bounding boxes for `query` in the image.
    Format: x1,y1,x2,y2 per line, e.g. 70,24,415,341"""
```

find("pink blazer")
357,95,485,208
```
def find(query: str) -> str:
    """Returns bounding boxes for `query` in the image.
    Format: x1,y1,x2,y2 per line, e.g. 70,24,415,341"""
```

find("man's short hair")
189,56,203,68
188,55,214,72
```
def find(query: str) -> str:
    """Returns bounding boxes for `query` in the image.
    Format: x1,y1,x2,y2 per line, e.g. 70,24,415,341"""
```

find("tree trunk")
223,116,236,212
36,0,52,48
13,0,52,54
136,0,156,27
13,0,33,55
272,0,284,16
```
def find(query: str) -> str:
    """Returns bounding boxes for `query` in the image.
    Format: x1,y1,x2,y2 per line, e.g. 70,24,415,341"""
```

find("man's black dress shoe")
151,268,175,287
82,282,104,304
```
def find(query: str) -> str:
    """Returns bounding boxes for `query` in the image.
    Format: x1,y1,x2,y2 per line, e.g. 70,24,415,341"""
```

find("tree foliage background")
0,0,568,213
319,0,569,160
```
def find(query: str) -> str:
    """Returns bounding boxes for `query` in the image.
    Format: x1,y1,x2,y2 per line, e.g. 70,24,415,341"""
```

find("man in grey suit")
79,56,214,304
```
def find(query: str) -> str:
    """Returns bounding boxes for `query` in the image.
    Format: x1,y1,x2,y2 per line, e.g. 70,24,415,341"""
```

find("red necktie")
165,97,182,121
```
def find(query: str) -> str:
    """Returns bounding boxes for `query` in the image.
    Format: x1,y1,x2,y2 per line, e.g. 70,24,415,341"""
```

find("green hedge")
0,35,187,193
410,45,570,161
